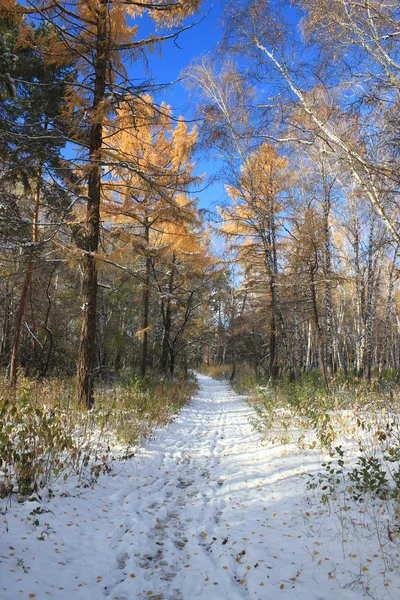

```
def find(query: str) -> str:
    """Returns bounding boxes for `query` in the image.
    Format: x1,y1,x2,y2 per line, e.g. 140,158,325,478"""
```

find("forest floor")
1,374,400,600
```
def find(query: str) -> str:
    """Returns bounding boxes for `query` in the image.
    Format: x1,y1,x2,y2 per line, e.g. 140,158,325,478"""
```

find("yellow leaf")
239,580,245,584
313,551,319,556
362,567,369,572
201,532,207,538
130,574,136,578
280,583,284,589
29,596,36,599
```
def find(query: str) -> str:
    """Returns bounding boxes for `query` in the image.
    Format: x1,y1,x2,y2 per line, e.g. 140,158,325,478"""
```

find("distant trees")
188,0,400,381
220,143,291,378
103,96,199,376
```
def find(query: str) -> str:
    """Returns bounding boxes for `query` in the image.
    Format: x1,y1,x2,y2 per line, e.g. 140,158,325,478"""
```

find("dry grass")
0,372,197,500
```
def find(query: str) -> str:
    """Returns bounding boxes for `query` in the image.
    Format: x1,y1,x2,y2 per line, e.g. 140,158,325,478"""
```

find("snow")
1,374,400,600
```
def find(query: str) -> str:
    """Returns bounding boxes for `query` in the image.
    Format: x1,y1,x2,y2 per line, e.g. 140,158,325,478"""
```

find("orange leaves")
143,0,201,27
219,142,288,277
101,90,207,276
0,0,23,26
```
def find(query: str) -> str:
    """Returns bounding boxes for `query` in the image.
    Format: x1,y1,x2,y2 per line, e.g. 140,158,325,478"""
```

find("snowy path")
1,374,399,600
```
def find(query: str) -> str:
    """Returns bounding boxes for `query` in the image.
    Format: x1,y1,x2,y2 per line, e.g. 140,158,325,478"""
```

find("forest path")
1,374,374,600
97,374,361,600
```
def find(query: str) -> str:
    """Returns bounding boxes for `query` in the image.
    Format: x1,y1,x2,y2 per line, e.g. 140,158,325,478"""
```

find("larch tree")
103,94,199,376
151,218,214,377
219,143,292,378
6,0,202,406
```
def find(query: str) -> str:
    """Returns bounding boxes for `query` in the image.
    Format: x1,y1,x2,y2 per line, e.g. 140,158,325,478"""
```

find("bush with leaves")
0,373,197,501
0,379,74,498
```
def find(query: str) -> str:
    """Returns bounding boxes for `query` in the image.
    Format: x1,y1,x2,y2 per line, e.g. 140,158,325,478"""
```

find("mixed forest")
0,0,399,488
1,1,400,403
1,2,400,598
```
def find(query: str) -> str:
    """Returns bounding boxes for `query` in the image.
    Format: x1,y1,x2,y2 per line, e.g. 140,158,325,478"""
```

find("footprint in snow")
176,479,193,489
116,551,129,570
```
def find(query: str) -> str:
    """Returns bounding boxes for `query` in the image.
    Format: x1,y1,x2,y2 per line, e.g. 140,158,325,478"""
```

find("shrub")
0,372,197,501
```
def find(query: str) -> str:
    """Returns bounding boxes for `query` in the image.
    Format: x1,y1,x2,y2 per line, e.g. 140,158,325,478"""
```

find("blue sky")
135,0,304,213
133,0,226,212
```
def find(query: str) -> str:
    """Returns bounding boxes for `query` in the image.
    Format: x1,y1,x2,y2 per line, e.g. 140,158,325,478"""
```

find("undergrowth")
0,372,196,502
205,362,400,576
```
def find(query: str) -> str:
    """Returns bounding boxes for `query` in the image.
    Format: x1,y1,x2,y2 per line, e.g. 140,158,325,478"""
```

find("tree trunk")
9,266,33,385
293,293,301,378
351,202,363,375
169,347,175,378
305,320,312,370
77,0,108,408
379,245,399,374
140,223,151,378
217,300,223,364
1,283,12,364
268,281,278,378
363,219,375,382
161,261,174,376
9,168,41,385
321,161,335,376
310,264,329,388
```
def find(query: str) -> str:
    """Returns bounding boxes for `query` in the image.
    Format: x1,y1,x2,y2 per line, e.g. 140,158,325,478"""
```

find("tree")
0,10,72,384
222,0,400,245
219,143,292,378
103,95,198,376
8,0,203,406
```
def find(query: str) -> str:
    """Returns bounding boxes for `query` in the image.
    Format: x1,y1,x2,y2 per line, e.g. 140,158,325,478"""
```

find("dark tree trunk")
140,256,151,377
9,265,33,385
77,0,108,408
9,169,41,385
140,223,151,377
217,300,223,364
310,264,329,388
161,259,175,376
161,298,171,375
269,280,279,378
169,347,175,378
